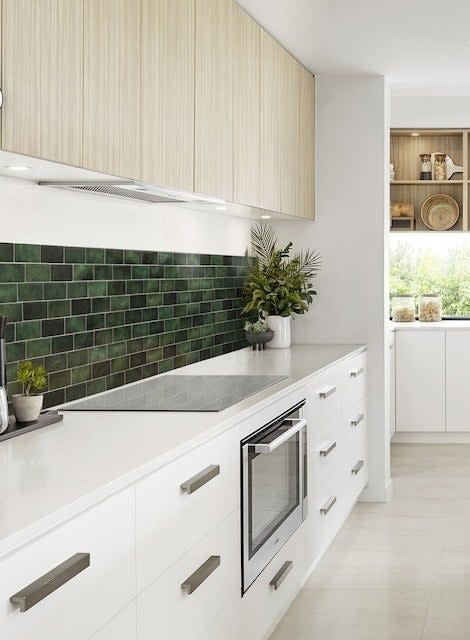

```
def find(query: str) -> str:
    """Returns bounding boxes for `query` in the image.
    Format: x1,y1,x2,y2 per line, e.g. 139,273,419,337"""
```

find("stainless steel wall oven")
241,401,307,593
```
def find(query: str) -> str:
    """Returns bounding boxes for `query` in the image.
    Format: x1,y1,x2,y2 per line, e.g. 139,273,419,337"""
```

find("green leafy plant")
244,320,272,333
243,224,321,318
17,360,47,396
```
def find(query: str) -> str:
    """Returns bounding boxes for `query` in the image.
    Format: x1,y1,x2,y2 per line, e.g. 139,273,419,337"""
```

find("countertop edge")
0,344,366,559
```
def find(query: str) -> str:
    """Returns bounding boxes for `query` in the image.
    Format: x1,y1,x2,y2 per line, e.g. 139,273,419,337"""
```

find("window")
390,234,470,318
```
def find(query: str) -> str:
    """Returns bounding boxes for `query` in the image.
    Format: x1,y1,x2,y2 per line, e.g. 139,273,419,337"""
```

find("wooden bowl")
421,194,459,231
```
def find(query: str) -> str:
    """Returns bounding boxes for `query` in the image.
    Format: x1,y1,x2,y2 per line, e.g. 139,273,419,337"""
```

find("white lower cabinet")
395,331,445,432
445,331,470,431
90,602,137,640
0,489,136,640
137,510,240,640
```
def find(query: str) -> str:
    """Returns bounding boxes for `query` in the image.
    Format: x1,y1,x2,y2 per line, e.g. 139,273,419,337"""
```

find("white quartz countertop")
391,320,470,331
0,343,365,558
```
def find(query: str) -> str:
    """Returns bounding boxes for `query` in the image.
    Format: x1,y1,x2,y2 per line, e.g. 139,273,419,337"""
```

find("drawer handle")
270,561,293,590
319,441,336,457
319,386,336,400
10,553,90,612
350,367,364,378
320,496,337,515
351,413,364,427
181,555,221,595
180,464,220,494
352,460,364,475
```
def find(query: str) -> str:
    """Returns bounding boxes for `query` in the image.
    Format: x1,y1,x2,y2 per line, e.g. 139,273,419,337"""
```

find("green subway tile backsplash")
0,243,248,409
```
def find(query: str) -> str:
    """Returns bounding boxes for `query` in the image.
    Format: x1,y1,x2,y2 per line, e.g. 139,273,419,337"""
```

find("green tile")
0,302,22,322
6,341,26,363
124,250,142,264
66,315,87,334
127,338,144,354
73,264,94,280
87,378,106,395
86,247,105,264
49,370,71,390
105,249,124,264
132,323,149,338
159,358,174,373
18,282,43,302
113,326,132,341
87,314,105,331
27,338,51,358
16,320,41,341
142,251,158,265
143,335,159,350
161,332,175,347
111,355,129,373
26,263,50,282
108,342,127,358
106,372,125,390
67,282,88,298
94,328,113,345
0,243,14,262
74,332,93,349
110,295,130,311
65,246,86,263
88,281,107,297
72,365,92,384
146,347,163,363
157,252,173,265
66,383,87,402
88,345,107,363
67,349,89,368
143,280,160,293
15,244,41,262
125,367,142,384
48,300,71,318
0,284,17,303
94,265,113,280
142,363,159,378
44,282,67,300
44,353,67,373
0,264,25,283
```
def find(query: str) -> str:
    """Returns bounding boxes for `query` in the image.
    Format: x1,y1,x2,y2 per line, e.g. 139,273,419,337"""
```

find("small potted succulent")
12,360,47,423
244,319,274,351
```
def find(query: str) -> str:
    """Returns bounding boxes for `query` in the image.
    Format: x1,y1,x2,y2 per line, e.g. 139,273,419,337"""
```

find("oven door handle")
251,418,307,454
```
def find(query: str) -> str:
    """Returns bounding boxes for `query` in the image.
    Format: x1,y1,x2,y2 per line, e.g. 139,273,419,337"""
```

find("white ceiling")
237,0,470,95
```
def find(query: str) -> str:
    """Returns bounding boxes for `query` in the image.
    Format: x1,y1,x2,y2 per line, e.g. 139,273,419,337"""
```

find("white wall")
0,177,251,256
391,96,470,128
273,74,392,501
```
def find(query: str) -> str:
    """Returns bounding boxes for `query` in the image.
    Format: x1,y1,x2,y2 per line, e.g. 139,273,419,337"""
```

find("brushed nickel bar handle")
352,460,364,475
0,89,3,109
180,464,220,495
320,496,337,515
181,555,221,595
351,413,364,427
350,367,364,378
319,386,336,400
319,441,337,457
10,553,90,612
270,561,293,590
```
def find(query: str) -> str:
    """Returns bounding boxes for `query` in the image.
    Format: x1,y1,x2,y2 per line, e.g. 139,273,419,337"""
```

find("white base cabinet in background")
445,331,470,431
395,331,445,432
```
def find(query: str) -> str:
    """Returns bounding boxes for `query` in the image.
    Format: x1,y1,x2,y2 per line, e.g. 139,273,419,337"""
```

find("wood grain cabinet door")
1,0,83,165
298,67,315,219
233,3,260,209
83,0,141,178
141,0,195,192
195,0,233,202
279,49,300,216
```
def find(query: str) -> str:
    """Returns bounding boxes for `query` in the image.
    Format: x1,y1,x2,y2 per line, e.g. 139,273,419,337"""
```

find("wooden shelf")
391,180,464,185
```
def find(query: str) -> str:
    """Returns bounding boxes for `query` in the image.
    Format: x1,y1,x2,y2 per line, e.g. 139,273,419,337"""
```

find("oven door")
242,413,306,592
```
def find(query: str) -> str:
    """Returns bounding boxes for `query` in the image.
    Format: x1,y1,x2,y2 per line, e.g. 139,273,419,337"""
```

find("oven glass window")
248,431,300,558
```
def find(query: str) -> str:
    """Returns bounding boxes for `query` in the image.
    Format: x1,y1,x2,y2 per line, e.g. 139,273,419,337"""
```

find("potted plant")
244,319,274,350
12,360,47,423
243,224,321,348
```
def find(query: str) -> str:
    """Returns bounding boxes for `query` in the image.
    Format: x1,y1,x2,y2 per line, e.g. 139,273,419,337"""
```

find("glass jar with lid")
419,154,432,180
391,295,415,322
419,294,442,322
433,153,447,181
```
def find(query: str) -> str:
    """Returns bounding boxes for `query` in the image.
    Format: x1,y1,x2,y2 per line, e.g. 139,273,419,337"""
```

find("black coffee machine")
0,316,8,433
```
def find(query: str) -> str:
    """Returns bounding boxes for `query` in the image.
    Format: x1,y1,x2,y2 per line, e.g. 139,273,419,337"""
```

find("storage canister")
391,295,415,322
419,294,442,322
433,154,446,181
419,154,432,180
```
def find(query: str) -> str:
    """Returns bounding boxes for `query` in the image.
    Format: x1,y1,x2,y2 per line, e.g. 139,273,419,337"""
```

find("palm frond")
295,249,322,276
249,224,277,268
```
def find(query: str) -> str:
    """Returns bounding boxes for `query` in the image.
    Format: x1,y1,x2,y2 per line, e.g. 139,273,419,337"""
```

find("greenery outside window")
390,235,470,318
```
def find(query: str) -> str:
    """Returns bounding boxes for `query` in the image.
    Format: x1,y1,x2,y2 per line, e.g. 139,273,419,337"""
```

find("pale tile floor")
270,444,470,640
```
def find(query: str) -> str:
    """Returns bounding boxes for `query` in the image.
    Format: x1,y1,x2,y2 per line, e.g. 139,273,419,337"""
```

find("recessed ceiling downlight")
410,132,420,137
5,165,30,171
261,215,271,219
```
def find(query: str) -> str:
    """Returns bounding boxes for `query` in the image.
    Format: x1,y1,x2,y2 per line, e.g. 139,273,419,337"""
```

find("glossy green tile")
15,244,41,262
0,264,25,283
27,338,51,358
86,247,105,264
0,243,14,262
0,284,17,303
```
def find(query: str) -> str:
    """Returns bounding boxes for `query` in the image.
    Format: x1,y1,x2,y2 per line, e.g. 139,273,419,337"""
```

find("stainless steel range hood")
37,179,222,205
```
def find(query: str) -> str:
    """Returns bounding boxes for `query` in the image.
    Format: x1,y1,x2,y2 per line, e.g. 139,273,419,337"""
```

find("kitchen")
0,1,467,639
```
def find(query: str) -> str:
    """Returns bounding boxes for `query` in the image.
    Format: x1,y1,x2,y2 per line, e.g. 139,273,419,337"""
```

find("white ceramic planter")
12,394,43,423
266,315,291,348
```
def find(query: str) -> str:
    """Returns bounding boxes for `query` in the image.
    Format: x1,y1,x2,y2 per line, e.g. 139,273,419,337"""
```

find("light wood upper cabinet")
83,0,140,178
280,49,300,216
233,3,260,209
141,0,195,192
260,31,282,213
2,0,83,164
298,67,315,219
195,0,233,201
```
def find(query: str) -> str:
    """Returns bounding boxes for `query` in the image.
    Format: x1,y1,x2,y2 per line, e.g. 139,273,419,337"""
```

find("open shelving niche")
390,129,469,232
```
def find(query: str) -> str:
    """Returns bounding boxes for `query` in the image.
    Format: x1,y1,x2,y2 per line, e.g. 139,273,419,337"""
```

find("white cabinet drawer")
0,489,135,640
138,510,240,640
342,352,367,412
90,602,137,640
304,371,341,433
308,425,343,501
136,429,239,592
240,521,309,640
